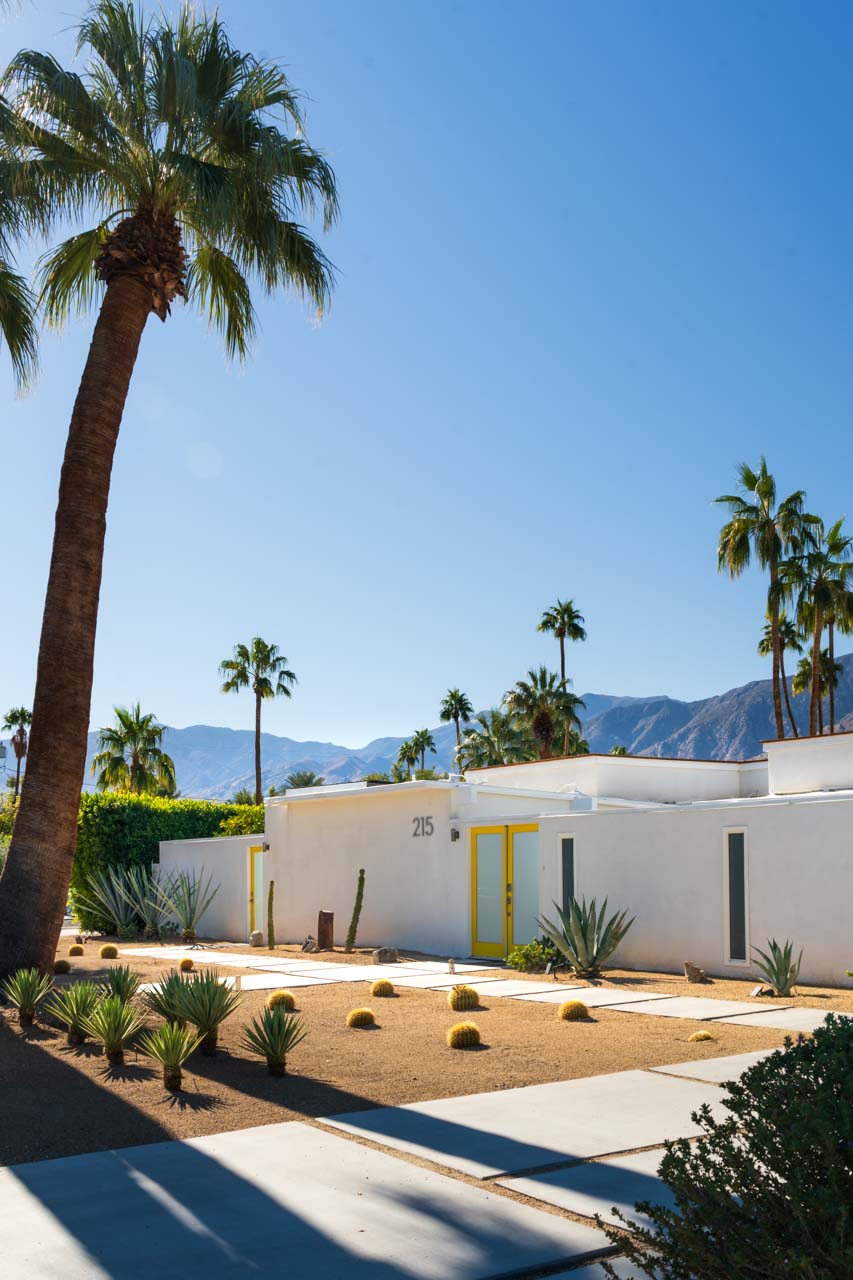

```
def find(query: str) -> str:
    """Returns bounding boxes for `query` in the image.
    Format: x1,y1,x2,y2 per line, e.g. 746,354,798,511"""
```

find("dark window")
561,837,575,915
727,832,747,961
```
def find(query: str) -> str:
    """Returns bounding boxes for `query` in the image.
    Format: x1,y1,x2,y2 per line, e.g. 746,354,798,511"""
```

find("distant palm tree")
232,787,256,806
220,639,297,803
284,770,325,789
506,667,585,759
396,739,418,779
609,745,628,756
716,459,808,739
538,599,587,753
567,732,590,756
758,613,802,737
439,689,474,774
91,704,175,795
458,708,536,769
2,708,31,799
792,650,842,736
411,728,437,773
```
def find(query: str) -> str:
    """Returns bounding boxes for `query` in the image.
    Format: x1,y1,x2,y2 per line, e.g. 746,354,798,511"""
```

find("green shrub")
241,1007,307,1076
175,969,241,1055
538,897,634,978
753,937,802,997
139,1022,201,1090
1,967,52,1027
217,806,264,837
45,981,102,1045
506,937,559,972
70,793,252,929
603,1015,853,1279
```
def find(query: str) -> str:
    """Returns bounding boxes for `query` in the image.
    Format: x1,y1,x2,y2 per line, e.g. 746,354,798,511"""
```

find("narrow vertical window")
727,832,747,961
561,837,575,915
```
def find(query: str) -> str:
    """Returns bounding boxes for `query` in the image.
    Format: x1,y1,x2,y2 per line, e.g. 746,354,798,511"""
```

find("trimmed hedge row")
71,793,263,929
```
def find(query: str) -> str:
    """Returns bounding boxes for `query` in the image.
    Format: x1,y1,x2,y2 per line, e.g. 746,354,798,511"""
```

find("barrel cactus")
559,999,590,1021
266,989,296,1012
447,984,478,1012
99,943,118,960
346,1007,376,1028
370,979,394,997
688,1029,715,1043
179,956,194,973
68,944,84,956
54,959,71,975
447,1021,480,1049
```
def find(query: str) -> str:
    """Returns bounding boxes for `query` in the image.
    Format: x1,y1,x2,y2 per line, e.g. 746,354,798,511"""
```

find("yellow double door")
470,825,539,959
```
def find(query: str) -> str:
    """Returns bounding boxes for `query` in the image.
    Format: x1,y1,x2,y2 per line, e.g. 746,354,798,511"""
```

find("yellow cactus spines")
558,999,590,1021
346,1007,376,1028
99,943,118,960
266,989,296,1012
370,979,394,997
179,957,194,973
447,1021,481,1049
689,1029,715,1043
54,959,71,975
68,944,84,956
447,984,478,1012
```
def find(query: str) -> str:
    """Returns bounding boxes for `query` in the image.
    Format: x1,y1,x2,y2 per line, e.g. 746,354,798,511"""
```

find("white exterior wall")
538,796,853,986
766,732,853,795
159,834,262,942
467,755,769,802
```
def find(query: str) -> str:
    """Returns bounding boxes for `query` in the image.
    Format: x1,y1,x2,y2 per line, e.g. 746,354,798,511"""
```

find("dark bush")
603,1014,853,1279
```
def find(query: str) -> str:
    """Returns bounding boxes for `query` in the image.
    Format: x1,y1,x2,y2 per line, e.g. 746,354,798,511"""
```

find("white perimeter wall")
467,756,769,802
159,834,261,943
538,796,853,986
766,732,853,794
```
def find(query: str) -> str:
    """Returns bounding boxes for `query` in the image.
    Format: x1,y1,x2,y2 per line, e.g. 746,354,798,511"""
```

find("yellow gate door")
247,844,265,937
471,825,539,958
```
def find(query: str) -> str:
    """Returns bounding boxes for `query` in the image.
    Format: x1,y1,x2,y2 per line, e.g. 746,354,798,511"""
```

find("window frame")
722,826,750,967
557,832,575,915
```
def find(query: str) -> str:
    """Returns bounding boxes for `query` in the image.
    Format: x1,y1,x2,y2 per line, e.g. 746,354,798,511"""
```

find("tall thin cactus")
267,880,276,950
345,868,365,953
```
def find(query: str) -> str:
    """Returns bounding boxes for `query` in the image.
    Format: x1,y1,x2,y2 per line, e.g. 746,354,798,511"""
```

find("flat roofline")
465,752,765,773
762,728,853,745
265,779,575,806
564,788,853,815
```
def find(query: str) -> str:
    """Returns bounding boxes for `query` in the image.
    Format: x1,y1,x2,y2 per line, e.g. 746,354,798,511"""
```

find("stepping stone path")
651,1049,776,1082
514,987,672,1008
238,972,334,991
501,1147,675,1228
718,1007,853,1033
608,996,789,1020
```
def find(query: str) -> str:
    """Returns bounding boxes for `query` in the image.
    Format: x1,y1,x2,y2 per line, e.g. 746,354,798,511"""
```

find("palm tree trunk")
829,620,836,734
453,714,461,773
769,566,785,738
254,692,262,804
780,650,799,737
810,617,822,736
13,754,21,800
560,635,571,755
0,277,151,976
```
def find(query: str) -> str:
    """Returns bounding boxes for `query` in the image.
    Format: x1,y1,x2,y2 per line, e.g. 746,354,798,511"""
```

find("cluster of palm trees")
716,460,852,738
91,704,176,796
1,709,31,800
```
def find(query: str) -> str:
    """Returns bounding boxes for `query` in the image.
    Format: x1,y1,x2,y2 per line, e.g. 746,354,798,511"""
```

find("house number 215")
412,816,434,837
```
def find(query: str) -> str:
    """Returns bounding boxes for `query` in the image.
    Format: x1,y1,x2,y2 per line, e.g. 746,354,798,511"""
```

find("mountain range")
65,652,853,799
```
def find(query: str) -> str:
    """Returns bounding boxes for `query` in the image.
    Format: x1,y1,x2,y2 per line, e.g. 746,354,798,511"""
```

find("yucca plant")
74,867,138,936
83,994,143,1065
138,1022,201,1090
144,971,188,1026
152,869,219,945
102,963,142,1004
44,980,102,1045
753,938,803,997
537,897,635,978
241,1007,307,1076
1,967,53,1027
175,969,241,1055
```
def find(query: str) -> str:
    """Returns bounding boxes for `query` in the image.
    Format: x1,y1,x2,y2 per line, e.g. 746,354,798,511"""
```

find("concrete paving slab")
719,1007,853,1033
439,979,563,999
609,996,788,1021
396,960,496,973
0,1122,609,1280
238,972,335,991
501,1147,673,1229
323,1069,726,1178
514,987,672,1008
549,1260,647,1279
651,1049,776,1083
297,964,441,983
380,972,511,990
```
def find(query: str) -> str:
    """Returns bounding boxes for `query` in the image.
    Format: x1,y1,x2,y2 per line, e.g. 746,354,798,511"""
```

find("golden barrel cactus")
558,999,590,1021
346,1007,376,1028
266,989,296,1012
54,959,71,975
179,957,194,973
68,944,84,957
447,1021,480,1049
447,984,478,1012
99,943,118,960
688,1029,715,1043
370,979,394,997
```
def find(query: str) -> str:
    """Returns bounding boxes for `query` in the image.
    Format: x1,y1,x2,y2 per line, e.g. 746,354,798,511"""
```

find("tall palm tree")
758,613,802,738
91,703,175,794
439,689,474,774
411,728,436,773
0,1,38,385
782,518,852,735
505,666,586,759
395,739,418,779
220,638,297,803
0,4,337,975
458,707,536,770
715,459,808,740
537,599,587,753
792,650,842,735
824,562,853,735
1,707,31,798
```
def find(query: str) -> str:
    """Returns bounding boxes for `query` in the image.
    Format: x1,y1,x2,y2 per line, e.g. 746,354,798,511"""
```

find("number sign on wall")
412,816,434,837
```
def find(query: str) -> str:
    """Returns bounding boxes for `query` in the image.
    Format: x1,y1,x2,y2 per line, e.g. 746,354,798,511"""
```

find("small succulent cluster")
447,1021,480,1049
346,1007,375,1028
370,979,394,997
266,989,296,1011
558,999,590,1021
99,943,118,960
447,984,478,1012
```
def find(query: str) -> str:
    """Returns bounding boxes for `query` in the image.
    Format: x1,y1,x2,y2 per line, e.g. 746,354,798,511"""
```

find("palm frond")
0,258,37,386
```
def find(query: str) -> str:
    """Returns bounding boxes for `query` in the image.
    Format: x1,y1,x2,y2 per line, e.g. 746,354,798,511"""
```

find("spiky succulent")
44,980,102,1044
265,989,295,1011
103,963,142,1003
558,999,589,1021
447,984,478,1012
1,967,53,1027
99,944,118,959
138,1022,201,1089
537,897,635,979
346,1007,375,1028
753,938,803,998
174,969,241,1054
83,994,143,1064
143,970,189,1026
447,1021,480,1049
370,979,394,997
241,1007,307,1076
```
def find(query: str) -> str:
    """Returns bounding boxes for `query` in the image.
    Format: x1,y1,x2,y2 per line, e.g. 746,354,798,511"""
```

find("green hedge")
71,793,263,929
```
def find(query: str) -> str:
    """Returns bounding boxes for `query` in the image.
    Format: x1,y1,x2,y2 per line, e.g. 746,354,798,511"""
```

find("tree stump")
317,910,334,951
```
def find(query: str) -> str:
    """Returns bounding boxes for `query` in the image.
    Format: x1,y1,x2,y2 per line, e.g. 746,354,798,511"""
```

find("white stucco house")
159,731,853,986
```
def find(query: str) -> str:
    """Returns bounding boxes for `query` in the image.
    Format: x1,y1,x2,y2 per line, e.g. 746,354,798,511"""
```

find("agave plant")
753,938,803,997
175,969,241,1055
102,964,142,1004
241,1007,307,1077
83,994,144,1065
152,869,219,945
44,981,102,1045
118,865,177,940
138,1022,201,1090
74,867,138,937
1,967,53,1027
537,897,635,979
143,970,188,1027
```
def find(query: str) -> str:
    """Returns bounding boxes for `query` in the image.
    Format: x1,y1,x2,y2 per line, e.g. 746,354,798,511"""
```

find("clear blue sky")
2,0,852,746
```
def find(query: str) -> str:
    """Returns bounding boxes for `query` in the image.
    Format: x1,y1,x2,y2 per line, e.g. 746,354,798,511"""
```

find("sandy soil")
1,941,835,1168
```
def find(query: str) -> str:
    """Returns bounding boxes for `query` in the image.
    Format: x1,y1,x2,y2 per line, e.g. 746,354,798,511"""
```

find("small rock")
249,930,264,948
684,961,708,984
372,947,398,964
302,935,320,953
